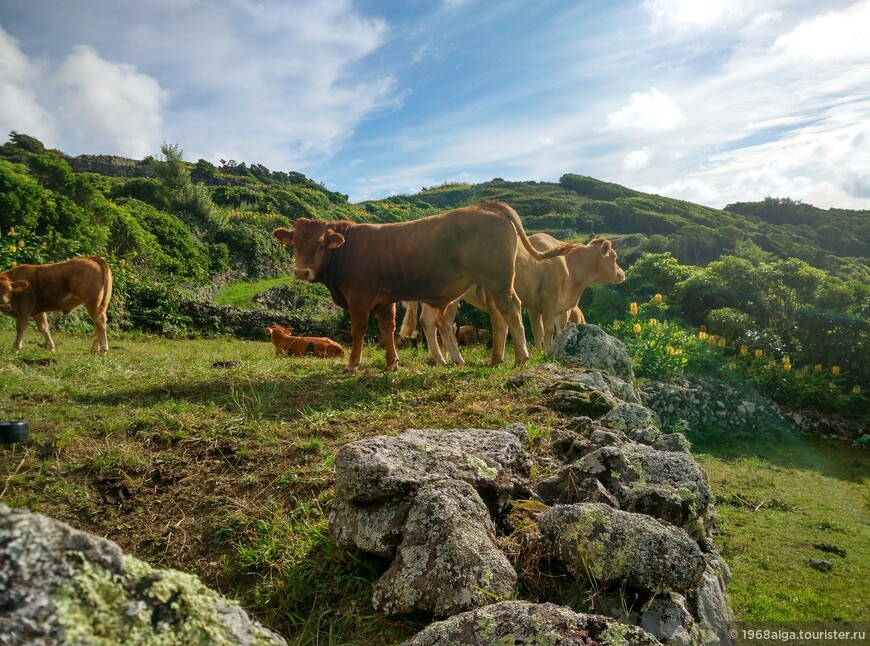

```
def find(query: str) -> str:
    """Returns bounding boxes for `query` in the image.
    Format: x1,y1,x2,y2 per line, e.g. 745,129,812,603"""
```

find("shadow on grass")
686,424,869,485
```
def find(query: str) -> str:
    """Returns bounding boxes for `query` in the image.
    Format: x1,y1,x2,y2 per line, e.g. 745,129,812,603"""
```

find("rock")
639,377,788,436
399,600,662,645
0,504,286,646
809,559,833,572
549,324,635,384
687,569,733,646
329,496,413,558
372,480,517,617
539,503,706,593
603,403,662,445
548,386,619,417
641,594,698,646
332,426,532,510
536,444,714,537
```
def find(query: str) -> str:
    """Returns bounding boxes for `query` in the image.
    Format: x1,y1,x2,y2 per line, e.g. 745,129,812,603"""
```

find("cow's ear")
11,280,28,292
272,227,294,246
325,231,345,249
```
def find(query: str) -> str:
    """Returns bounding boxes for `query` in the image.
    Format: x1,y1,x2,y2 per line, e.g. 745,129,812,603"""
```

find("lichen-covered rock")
641,594,699,646
399,600,662,645
548,385,619,417
603,403,661,445
639,376,787,436
549,324,635,384
332,426,532,509
329,496,413,558
372,480,517,617
0,504,286,646
539,503,706,593
687,569,733,646
535,444,714,537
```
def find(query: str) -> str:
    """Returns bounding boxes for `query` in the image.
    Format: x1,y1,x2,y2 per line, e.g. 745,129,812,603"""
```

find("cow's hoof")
386,363,399,372
343,365,358,373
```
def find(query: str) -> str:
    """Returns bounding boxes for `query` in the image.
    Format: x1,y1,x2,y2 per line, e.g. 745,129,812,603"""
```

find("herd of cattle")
0,201,625,371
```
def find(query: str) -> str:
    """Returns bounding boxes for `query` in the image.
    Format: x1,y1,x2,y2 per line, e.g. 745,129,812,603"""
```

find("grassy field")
1,329,867,644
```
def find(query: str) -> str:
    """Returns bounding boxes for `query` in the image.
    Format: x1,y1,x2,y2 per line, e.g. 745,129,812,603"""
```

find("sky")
1,0,869,210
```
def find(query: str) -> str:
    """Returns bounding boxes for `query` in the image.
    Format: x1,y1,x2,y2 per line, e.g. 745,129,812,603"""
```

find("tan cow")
272,201,575,372
266,324,345,358
0,257,113,353
403,234,624,365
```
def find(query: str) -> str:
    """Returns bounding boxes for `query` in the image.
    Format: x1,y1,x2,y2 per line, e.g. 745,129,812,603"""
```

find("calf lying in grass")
266,325,345,359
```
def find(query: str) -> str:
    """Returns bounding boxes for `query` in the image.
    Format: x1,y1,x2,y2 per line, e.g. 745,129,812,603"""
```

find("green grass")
213,275,295,308
691,429,869,622
1,328,867,643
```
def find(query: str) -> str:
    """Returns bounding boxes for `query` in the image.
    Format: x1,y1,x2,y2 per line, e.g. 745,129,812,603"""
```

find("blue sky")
1,0,869,209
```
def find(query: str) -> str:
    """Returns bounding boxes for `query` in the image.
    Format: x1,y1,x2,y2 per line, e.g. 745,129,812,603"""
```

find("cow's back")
7,257,111,315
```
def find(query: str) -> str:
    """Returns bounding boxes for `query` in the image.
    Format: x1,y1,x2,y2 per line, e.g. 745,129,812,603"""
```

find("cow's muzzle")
294,268,315,282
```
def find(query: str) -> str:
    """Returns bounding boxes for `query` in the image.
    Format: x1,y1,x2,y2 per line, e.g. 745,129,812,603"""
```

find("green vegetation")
1,331,867,644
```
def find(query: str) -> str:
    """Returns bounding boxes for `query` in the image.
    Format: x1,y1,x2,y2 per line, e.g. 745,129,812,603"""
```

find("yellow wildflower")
718,337,726,348
814,364,823,373
17,240,24,248
654,293,663,304
633,323,642,335
7,245,16,253
120,258,126,266
851,385,861,395
729,361,737,370
629,302,638,316
740,345,748,355
648,318,658,328
832,366,841,376
613,320,622,330
755,349,764,359
698,331,709,341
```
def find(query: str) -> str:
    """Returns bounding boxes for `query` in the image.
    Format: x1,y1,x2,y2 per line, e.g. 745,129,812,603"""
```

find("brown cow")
272,201,575,372
0,257,113,353
266,324,345,359
404,234,624,365
457,325,492,347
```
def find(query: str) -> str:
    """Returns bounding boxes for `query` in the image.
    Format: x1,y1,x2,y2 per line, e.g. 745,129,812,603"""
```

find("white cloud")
623,148,651,171
773,1,870,61
643,0,744,31
0,26,56,144
56,46,168,158
601,87,683,132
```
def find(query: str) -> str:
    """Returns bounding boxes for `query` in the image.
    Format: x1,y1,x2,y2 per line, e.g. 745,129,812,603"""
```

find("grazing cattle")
272,201,575,372
0,257,112,353
457,325,492,347
404,234,624,365
266,324,345,359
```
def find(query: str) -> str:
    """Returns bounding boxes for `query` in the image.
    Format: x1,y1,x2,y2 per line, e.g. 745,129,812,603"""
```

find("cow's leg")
345,304,371,372
527,308,546,351
435,300,464,365
32,312,57,351
86,302,109,353
13,313,32,351
484,299,509,366
419,304,447,365
375,303,399,372
490,289,529,365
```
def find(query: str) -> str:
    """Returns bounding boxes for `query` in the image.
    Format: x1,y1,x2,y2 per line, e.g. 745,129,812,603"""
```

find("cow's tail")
399,301,418,338
93,256,113,314
483,200,579,260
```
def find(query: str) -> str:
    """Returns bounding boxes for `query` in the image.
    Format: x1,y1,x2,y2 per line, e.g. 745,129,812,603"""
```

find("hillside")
1,132,869,412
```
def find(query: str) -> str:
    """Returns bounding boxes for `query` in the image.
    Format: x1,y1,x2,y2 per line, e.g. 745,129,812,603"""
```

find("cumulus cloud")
601,87,683,132
623,148,651,171
773,1,870,61
0,26,56,143
56,46,168,158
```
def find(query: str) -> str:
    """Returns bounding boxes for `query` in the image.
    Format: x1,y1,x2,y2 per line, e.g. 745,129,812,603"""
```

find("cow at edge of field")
266,324,345,359
0,256,113,353
402,234,625,365
271,200,576,372
457,325,492,347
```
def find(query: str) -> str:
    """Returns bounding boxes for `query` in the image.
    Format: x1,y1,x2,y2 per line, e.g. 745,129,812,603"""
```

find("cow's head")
583,238,626,285
272,219,345,282
0,277,28,314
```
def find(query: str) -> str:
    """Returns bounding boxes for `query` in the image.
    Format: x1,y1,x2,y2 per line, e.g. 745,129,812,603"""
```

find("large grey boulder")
536,444,714,537
399,600,662,645
372,480,517,617
333,425,532,508
0,504,286,646
549,324,635,384
539,503,706,593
